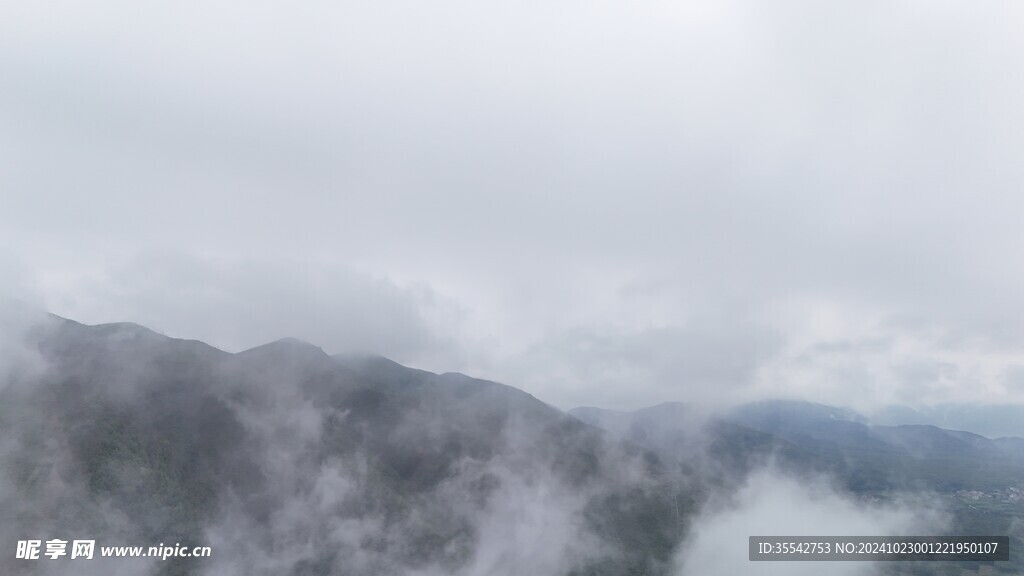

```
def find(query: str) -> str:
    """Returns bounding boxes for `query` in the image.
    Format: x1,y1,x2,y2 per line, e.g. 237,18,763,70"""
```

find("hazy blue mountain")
872,404,1024,439
574,400,1024,574
574,399,1024,492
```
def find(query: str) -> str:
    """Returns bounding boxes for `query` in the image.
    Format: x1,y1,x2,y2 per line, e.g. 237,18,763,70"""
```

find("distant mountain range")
571,400,1024,493
2,307,1022,575
571,400,1024,575
870,404,1024,440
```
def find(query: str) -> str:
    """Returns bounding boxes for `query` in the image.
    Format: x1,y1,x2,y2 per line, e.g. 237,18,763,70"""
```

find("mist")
675,467,948,576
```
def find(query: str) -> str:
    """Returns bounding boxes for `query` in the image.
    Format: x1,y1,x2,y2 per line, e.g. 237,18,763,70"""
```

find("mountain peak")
238,337,328,359
90,321,165,338
732,399,866,424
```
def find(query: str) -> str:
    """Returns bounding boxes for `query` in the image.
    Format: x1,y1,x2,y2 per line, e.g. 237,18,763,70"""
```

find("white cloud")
675,467,948,576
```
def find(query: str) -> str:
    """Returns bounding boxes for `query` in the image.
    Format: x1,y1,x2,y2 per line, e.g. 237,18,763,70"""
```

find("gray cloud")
508,318,782,410
2,0,1023,410
51,252,471,368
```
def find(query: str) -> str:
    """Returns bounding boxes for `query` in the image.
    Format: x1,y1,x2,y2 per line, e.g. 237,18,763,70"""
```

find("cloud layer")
3,0,1024,410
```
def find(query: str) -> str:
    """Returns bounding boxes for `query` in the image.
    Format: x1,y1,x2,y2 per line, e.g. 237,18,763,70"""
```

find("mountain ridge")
1,312,694,576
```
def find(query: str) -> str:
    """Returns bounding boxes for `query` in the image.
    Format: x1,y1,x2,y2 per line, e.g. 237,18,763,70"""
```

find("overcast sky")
2,0,1023,412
